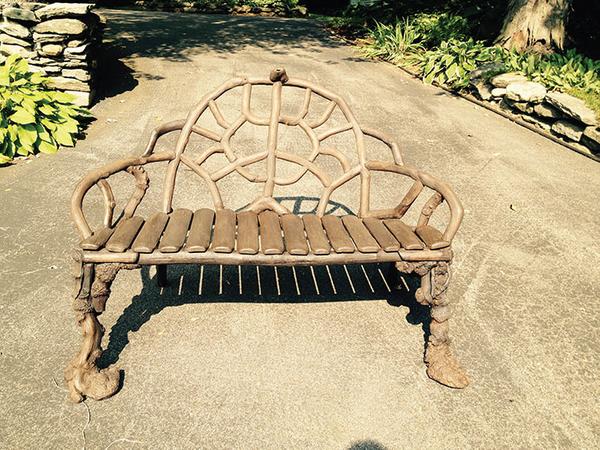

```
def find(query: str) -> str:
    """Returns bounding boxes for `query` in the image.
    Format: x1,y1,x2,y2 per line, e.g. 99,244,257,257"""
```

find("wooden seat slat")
259,210,284,255
302,214,330,255
280,214,309,255
321,215,355,253
159,208,193,253
362,217,400,252
236,211,259,255
384,219,424,250
186,208,215,252
416,225,449,249
132,212,169,253
341,215,379,253
212,208,236,253
80,227,114,251
105,216,144,253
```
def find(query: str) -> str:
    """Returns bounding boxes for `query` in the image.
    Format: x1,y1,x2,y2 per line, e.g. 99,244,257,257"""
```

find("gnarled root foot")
64,312,120,403
65,362,120,403
424,342,469,389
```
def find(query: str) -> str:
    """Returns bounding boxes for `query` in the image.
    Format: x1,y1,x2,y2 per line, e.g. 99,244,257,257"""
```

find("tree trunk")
495,0,571,53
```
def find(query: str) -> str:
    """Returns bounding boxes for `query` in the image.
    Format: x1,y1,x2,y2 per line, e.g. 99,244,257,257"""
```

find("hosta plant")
0,54,90,164
412,38,500,88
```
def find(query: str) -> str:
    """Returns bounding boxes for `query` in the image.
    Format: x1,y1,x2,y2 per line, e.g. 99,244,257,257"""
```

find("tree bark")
495,0,571,53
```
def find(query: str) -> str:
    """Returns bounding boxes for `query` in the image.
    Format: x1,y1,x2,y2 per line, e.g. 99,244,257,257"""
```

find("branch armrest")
365,161,464,244
71,152,173,239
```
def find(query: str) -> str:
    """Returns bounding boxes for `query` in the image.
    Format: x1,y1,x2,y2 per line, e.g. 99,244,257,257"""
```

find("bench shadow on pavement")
99,262,431,368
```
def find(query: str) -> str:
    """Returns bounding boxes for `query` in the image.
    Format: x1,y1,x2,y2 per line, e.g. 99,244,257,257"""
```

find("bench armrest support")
365,161,464,244
71,152,173,239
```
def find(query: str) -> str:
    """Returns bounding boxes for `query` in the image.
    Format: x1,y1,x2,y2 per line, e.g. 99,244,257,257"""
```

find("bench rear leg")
65,259,138,402
156,265,168,287
412,261,469,388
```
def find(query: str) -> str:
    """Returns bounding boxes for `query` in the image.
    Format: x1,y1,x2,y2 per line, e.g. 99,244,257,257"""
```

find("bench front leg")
397,260,469,388
417,261,469,388
65,257,138,402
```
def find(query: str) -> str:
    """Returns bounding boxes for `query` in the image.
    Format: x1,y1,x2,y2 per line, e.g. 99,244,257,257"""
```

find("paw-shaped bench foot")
425,342,469,389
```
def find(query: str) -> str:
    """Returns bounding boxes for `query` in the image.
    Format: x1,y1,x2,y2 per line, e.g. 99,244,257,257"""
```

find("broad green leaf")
52,127,74,147
38,139,58,154
39,104,55,115
10,107,35,124
17,124,38,146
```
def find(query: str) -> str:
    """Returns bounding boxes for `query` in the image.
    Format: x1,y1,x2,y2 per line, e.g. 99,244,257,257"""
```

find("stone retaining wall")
471,72,600,157
0,2,104,106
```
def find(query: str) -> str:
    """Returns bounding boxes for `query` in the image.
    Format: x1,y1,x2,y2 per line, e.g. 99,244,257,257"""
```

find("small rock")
491,87,506,97
64,43,89,55
545,91,598,126
64,89,94,107
490,72,528,88
49,76,90,92
511,101,533,114
505,81,546,103
469,62,505,80
33,32,66,44
34,19,87,36
471,81,492,101
581,126,600,152
42,65,62,74
0,44,36,58
62,68,90,81
36,3,93,20
552,120,584,141
0,21,31,39
39,43,64,56
533,103,561,119
28,64,45,73
67,39,85,48
521,114,552,131
3,7,39,23
0,34,32,47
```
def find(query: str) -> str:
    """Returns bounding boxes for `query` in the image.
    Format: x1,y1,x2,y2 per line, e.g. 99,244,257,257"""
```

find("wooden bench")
65,68,468,403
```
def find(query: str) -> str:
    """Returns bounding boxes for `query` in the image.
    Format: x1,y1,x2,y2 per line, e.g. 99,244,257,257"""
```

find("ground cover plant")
0,55,90,164
333,8,600,119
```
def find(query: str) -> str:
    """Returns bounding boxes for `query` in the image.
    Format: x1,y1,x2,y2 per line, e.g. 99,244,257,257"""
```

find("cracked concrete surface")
1,9,599,449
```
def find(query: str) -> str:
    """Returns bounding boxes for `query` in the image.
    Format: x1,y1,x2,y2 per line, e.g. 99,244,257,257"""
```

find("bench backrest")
148,68,404,218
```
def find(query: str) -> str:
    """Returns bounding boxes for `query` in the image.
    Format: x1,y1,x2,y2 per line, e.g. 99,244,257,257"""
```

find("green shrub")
239,0,298,10
411,12,469,47
412,38,499,87
360,19,424,63
0,55,90,164
501,49,600,94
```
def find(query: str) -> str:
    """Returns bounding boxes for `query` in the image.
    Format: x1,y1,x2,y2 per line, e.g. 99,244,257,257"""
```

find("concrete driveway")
1,8,599,449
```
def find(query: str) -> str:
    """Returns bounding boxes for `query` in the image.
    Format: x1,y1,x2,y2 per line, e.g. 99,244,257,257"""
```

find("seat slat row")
81,210,444,257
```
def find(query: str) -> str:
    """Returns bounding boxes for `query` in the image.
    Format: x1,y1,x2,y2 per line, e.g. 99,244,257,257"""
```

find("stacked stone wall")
0,2,104,106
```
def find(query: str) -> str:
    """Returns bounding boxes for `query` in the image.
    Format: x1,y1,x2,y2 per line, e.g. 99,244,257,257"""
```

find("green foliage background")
0,55,90,164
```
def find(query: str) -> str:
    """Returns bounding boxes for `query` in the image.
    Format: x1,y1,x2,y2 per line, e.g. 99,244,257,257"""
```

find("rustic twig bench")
66,68,468,403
